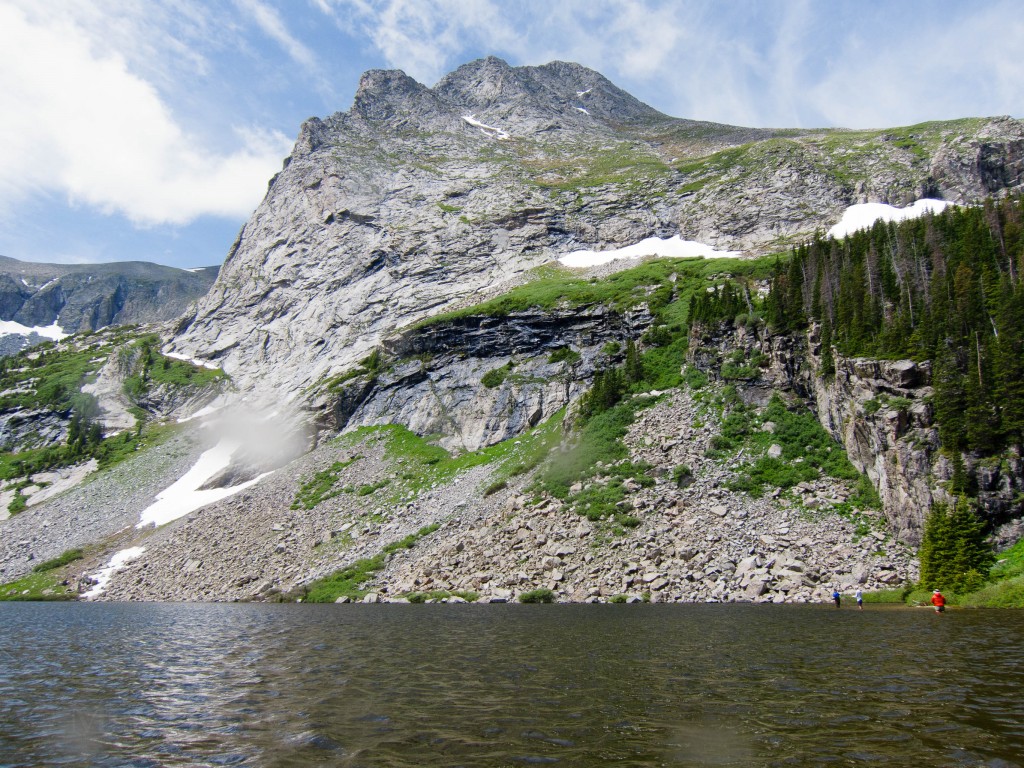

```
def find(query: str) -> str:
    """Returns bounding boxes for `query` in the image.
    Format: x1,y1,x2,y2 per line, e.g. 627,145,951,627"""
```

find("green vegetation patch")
405,589,479,603
356,478,390,496
414,256,775,331
0,420,178,489
860,587,912,604
32,548,84,573
957,578,1024,608
300,523,440,602
291,455,362,510
337,409,566,503
123,334,225,400
0,570,77,601
538,395,658,528
720,393,861,498
0,344,104,413
481,362,514,388
518,587,555,603
720,348,767,381
547,347,581,364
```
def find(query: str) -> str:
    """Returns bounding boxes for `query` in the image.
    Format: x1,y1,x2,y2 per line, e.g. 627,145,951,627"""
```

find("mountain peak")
431,58,663,130
352,68,437,122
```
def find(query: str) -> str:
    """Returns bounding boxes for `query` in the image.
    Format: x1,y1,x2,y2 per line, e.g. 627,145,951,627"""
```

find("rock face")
166,57,1024,412
687,319,1024,546
812,352,1024,546
331,305,652,451
0,255,218,355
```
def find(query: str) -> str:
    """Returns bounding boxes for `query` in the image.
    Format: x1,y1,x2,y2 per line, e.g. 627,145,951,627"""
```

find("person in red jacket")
931,589,946,613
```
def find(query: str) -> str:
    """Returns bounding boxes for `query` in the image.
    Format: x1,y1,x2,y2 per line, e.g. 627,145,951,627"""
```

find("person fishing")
931,589,946,613
832,588,841,608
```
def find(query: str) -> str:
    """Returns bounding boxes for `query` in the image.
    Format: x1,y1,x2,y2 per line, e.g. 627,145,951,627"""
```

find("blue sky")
0,0,1021,270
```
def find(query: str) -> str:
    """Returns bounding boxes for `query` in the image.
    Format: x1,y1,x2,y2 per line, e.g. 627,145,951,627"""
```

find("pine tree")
624,339,643,386
769,195,1024,457
918,498,994,593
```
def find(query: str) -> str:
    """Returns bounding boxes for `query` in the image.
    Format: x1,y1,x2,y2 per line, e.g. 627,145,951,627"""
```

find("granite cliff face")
166,57,1024,410
687,320,1024,547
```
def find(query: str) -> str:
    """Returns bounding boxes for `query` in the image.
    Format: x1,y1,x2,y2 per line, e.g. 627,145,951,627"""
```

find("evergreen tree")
819,319,835,379
770,195,1024,457
624,339,644,386
583,367,625,418
918,498,994,592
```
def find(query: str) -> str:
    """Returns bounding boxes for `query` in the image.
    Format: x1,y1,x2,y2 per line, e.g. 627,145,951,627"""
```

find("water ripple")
1,603,1023,766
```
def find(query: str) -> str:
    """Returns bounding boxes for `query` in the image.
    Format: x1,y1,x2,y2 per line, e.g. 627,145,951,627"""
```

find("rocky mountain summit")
166,57,1024,408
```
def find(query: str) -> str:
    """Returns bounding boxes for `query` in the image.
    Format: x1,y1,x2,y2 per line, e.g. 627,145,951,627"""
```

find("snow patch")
163,351,221,370
176,403,225,424
575,107,590,115
0,320,69,341
136,439,270,528
828,199,950,239
462,114,511,140
81,546,146,600
576,88,592,97
559,236,742,268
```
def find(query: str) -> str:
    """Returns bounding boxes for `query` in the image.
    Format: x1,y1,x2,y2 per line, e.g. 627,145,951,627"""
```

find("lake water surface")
1,602,1023,767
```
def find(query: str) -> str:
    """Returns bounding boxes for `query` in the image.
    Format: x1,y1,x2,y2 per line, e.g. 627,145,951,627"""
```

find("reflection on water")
1,603,1023,767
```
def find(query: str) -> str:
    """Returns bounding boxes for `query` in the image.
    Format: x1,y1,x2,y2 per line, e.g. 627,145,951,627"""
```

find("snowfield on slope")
0,320,69,341
558,236,741,268
136,439,269,528
828,199,950,239
81,546,145,600
164,351,222,370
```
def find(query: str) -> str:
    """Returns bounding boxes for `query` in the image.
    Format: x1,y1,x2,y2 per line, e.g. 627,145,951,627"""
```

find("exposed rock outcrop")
327,305,652,451
688,319,1024,545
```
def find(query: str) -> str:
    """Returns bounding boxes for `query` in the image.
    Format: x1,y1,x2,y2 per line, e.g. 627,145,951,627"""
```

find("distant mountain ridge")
0,255,218,356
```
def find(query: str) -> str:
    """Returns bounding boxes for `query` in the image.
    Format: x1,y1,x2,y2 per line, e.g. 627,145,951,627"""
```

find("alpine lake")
2,602,1023,767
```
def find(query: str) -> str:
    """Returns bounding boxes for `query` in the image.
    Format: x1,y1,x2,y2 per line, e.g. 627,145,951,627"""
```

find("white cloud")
0,2,291,226
321,0,524,85
236,0,317,69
